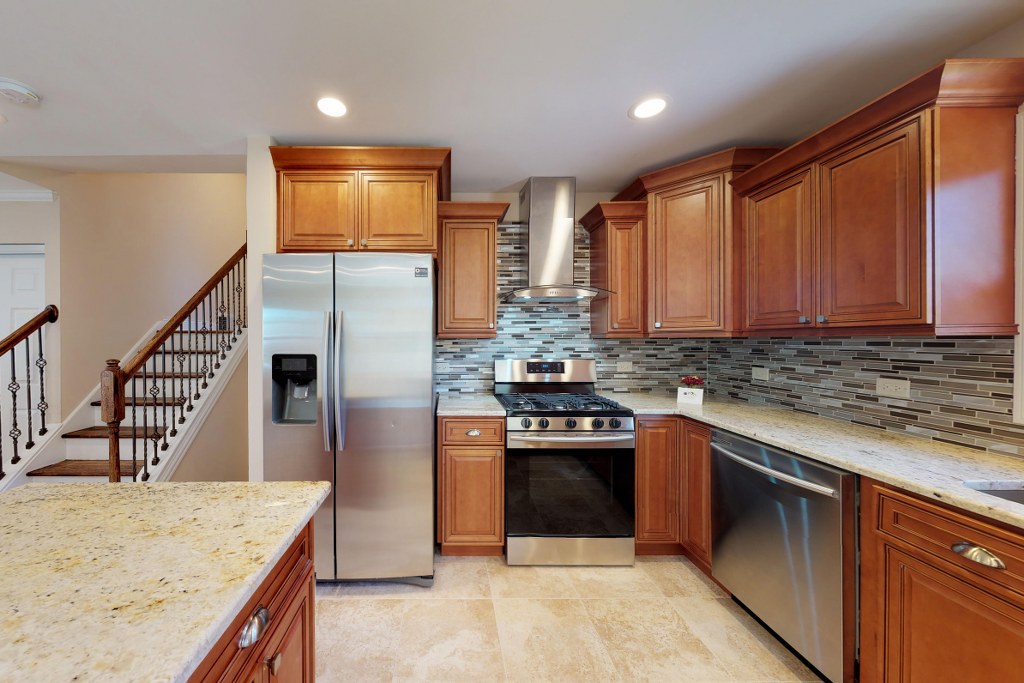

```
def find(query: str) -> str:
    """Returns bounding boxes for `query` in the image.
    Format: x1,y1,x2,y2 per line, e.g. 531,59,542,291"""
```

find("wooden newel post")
100,359,125,482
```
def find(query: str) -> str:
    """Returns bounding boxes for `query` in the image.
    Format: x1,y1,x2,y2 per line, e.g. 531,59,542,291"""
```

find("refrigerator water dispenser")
271,354,318,424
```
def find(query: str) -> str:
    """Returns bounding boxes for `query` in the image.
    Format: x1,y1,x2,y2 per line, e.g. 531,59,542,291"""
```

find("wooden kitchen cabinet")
437,202,509,339
635,417,682,554
860,479,1024,682
437,417,505,556
734,59,1024,336
271,146,451,253
191,523,316,683
680,419,712,573
581,201,646,337
614,147,778,338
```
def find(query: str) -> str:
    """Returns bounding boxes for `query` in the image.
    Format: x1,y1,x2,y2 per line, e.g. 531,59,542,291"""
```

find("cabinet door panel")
682,422,711,567
360,172,437,250
819,116,925,326
606,218,644,335
879,547,1024,682
745,169,814,329
266,578,314,683
279,172,357,252
650,177,722,332
443,446,503,544
439,221,496,337
636,419,679,544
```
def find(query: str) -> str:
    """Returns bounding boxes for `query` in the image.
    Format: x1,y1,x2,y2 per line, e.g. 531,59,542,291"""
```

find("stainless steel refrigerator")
262,252,435,582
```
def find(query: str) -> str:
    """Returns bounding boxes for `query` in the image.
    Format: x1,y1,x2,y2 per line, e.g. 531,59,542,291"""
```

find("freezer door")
263,253,336,579
334,253,435,580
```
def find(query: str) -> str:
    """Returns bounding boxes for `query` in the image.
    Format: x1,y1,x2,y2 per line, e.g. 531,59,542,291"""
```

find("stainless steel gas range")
495,359,636,566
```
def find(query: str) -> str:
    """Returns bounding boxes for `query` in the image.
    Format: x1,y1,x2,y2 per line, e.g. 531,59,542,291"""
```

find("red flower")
680,375,705,387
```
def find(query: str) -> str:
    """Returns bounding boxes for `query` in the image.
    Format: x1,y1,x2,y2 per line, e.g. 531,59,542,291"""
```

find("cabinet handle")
466,429,481,437
238,607,270,648
266,652,283,676
347,239,354,246
798,316,810,324
654,322,662,329
951,541,1006,569
360,239,368,247
816,314,828,323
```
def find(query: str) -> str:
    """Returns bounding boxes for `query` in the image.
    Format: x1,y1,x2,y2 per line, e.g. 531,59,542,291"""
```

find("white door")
0,248,45,337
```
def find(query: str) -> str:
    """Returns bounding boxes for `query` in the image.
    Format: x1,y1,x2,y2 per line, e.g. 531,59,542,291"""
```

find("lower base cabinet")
860,479,1024,682
635,417,682,554
191,523,316,682
680,419,712,573
437,417,505,556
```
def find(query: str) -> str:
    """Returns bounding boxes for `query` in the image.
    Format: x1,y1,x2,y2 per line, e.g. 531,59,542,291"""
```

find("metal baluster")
215,284,224,368
23,339,34,450
150,355,162,464
222,275,232,352
36,329,48,436
9,351,21,465
234,263,243,339
177,324,188,420
0,369,5,480
141,362,150,481
131,366,138,482
241,255,247,328
200,299,210,388
190,311,199,403
170,332,180,435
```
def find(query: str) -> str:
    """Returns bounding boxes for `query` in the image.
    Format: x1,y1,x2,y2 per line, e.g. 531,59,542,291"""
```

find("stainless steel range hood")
501,177,606,304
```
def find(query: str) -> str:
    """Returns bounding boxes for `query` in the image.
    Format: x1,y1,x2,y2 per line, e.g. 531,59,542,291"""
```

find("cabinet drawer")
441,418,504,445
191,524,313,682
872,485,1024,596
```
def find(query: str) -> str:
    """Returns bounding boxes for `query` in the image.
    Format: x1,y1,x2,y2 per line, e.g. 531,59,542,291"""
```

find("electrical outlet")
752,367,770,381
876,377,910,399
616,361,634,372
435,362,451,373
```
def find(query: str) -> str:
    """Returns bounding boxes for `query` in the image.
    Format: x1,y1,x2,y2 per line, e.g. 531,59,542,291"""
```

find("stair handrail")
0,305,59,481
101,245,247,482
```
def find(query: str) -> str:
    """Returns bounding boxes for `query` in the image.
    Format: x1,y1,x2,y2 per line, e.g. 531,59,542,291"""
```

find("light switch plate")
876,377,910,399
752,367,770,381
616,361,634,372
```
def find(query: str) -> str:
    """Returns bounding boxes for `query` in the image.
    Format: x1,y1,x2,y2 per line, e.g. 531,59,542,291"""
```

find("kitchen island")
0,480,329,682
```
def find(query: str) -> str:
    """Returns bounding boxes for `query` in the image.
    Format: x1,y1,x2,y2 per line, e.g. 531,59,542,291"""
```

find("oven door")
504,432,635,565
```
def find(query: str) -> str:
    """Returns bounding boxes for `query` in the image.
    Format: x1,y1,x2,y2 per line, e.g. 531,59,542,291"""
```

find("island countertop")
0,480,330,683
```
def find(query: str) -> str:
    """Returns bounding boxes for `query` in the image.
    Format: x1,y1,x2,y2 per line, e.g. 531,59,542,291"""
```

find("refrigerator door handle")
334,310,346,450
322,311,332,452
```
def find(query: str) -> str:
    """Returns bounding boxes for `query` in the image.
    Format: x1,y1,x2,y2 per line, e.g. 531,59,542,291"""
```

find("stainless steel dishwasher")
711,430,856,683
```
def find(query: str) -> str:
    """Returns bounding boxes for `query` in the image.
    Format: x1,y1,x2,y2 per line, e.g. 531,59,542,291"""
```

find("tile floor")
315,555,823,682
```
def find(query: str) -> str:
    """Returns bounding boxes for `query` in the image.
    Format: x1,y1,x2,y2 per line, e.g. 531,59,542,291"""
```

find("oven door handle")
711,442,838,498
508,433,635,448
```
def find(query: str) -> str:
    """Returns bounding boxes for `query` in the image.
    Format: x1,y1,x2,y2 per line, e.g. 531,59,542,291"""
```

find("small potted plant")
678,375,705,405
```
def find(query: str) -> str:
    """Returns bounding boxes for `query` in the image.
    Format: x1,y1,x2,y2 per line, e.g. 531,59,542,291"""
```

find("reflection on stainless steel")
951,541,1007,569
507,433,635,449
711,430,855,683
494,358,597,384
506,536,635,566
264,252,434,583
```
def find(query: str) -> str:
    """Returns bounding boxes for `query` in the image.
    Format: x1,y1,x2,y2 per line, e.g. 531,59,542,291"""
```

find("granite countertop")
0,480,330,683
604,393,1024,530
436,394,505,416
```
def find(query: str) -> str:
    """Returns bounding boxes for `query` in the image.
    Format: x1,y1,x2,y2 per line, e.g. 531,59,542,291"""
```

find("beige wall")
957,17,1024,56
171,356,248,481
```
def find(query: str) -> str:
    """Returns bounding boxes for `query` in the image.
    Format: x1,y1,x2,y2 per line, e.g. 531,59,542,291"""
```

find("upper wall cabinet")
270,146,452,253
437,201,509,339
581,201,646,338
614,147,779,338
733,59,1024,336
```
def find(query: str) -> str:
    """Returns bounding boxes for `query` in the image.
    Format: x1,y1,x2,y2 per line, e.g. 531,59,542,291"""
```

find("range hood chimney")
502,177,605,304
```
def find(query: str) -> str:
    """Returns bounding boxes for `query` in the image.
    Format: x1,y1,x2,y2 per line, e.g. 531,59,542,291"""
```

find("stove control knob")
592,419,604,429
609,418,622,429
538,418,550,429
565,418,577,429
521,418,533,429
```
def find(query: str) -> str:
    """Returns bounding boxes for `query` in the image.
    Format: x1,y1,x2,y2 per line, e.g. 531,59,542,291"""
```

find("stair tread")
90,397,185,407
131,372,206,379
27,460,139,477
63,426,167,439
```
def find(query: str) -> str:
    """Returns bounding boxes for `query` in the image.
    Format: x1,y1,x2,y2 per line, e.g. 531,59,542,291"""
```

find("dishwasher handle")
711,442,839,499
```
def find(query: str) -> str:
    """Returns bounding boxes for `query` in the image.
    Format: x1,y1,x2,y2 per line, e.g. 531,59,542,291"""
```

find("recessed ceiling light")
317,97,347,117
0,78,40,105
629,96,667,120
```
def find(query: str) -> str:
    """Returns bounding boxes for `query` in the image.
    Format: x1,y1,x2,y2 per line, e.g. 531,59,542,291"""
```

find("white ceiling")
0,0,1022,192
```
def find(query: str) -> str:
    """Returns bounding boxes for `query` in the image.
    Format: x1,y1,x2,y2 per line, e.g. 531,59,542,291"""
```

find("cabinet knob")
612,323,619,329
951,541,1006,569
238,607,270,648
488,322,494,329
347,239,354,246
798,316,810,324
266,652,283,676
466,429,481,437
816,315,828,323
360,239,368,247
654,322,662,329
